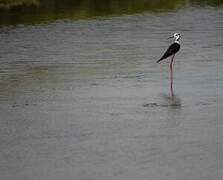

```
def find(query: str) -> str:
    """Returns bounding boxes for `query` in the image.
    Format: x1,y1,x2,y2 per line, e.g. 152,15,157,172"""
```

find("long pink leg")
169,55,175,96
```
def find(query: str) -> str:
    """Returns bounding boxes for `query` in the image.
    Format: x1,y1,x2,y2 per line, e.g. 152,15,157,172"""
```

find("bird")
156,33,181,96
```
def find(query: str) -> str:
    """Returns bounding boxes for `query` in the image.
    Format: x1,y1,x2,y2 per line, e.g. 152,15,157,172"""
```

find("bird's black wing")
157,43,180,63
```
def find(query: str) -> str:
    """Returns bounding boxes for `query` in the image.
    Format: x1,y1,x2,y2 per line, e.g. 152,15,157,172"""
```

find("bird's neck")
175,40,180,44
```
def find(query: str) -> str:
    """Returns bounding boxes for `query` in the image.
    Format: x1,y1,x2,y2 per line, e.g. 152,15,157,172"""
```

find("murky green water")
1,1,223,180
0,0,222,26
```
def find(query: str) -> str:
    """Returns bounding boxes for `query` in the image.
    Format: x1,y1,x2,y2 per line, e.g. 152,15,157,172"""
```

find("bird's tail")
156,58,163,63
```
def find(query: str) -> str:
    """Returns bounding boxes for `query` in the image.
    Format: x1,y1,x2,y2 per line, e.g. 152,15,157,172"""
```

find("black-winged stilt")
157,33,181,96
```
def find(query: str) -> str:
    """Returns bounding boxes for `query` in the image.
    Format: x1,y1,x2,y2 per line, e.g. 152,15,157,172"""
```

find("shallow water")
1,2,223,180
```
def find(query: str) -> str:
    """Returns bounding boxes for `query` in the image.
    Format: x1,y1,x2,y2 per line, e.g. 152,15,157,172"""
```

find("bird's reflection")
160,93,182,109
143,93,182,128
143,93,181,109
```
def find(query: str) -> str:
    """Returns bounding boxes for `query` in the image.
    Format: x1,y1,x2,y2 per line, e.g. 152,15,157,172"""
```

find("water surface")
1,1,223,180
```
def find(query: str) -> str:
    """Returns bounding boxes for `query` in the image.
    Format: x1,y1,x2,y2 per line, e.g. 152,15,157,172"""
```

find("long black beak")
167,36,174,39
